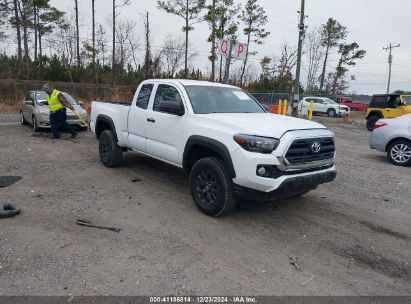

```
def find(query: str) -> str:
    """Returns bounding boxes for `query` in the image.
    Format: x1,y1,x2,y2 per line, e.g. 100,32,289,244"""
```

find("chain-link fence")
0,79,136,106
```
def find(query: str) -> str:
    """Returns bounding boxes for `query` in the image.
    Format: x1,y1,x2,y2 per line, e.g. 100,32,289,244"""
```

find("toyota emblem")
311,141,321,153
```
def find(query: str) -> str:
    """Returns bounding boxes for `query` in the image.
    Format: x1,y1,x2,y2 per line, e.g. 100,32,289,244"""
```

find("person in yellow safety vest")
42,84,78,140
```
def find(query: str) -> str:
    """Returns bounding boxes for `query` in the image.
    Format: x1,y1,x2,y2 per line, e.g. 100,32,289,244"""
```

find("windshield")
185,86,265,114
403,95,411,105
324,98,338,105
61,92,79,106
35,91,49,105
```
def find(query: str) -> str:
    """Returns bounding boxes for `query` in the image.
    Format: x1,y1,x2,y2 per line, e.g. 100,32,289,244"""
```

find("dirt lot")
0,115,410,296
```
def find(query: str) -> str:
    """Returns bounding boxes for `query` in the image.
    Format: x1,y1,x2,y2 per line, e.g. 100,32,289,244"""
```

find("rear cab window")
136,84,154,110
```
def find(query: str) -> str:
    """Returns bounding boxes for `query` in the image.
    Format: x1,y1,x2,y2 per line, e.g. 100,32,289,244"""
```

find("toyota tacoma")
90,80,337,216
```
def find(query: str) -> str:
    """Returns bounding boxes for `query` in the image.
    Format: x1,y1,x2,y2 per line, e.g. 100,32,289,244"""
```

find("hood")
195,113,327,138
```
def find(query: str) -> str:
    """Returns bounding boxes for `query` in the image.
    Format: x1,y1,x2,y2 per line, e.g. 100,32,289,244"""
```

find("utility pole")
294,0,306,97
383,43,400,94
223,37,235,84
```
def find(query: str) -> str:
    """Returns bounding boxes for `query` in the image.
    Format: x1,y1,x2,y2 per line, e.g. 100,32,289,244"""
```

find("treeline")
0,0,366,94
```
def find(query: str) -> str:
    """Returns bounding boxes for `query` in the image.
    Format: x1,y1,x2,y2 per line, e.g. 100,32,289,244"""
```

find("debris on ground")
132,178,142,183
300,275,315,286
0,204,22,219
289,255,301,271
0,176,22,188
76,219,122,233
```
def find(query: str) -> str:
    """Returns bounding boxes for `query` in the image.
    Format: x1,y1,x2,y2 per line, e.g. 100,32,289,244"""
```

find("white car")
299,97,350,117
90,80,337,216
369,114,411,166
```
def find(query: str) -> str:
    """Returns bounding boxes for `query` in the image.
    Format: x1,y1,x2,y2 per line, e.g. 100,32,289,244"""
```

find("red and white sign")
232,42,248,60
218,40,248,61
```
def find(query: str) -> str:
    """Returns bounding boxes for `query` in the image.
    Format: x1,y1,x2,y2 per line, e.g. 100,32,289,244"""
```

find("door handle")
147,117,155,123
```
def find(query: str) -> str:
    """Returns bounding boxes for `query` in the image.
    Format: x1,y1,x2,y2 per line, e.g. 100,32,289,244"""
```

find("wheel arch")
95,114,118,141
183,135,236,178
366,110,383,119
385,137,411,152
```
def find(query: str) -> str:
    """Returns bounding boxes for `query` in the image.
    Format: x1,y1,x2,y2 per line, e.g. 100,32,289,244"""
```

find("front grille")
66,116,77,120
285,137,335,165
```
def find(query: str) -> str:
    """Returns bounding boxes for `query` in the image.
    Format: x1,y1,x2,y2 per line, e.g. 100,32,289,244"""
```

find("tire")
20,112,28,125
327,108,336,117
387,140,411,166
99,130,123,167
32,116,39,132
189,157,236,217
0,204,21,219
366,116,379,131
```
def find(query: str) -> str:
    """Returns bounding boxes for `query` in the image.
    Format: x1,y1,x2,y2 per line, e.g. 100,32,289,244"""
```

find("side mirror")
159,101,185,116
25,100,34,106
78,100,84,106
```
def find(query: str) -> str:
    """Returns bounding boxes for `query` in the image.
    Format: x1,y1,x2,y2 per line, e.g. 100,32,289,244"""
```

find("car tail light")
374,122,388,129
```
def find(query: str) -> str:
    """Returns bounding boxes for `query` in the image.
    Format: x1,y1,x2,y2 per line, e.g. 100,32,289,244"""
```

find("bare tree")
276,43,297,79
74,0,80,66
112,0,130,84
304,28,324,93
161,35,185,77
114,19,135,82
12,0,22,61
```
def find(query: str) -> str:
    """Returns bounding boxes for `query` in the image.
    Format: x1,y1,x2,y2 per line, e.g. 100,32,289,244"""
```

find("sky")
27,1,411,94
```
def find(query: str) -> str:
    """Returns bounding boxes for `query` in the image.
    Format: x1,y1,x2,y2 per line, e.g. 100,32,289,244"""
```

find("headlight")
234,134,279,154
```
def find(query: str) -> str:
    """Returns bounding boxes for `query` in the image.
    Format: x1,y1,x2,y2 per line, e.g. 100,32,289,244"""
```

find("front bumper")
233,170,337,201
230,129,336,193
36,115,88,128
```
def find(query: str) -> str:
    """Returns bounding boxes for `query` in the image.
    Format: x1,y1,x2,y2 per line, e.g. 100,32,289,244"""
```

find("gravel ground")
0,116,410,296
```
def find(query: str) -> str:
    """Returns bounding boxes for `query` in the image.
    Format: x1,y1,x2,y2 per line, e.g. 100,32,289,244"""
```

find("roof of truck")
142,79,239,89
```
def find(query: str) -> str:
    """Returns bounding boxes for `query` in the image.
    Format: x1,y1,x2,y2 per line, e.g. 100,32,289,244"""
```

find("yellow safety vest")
47,89,64,112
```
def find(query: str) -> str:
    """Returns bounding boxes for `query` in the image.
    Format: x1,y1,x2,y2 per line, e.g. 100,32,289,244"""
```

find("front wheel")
189,157,236,217
327,108,336,117
20,112,28,125
387,140,411,166
32,116,40,132
99,130,123,167
366,116,379,131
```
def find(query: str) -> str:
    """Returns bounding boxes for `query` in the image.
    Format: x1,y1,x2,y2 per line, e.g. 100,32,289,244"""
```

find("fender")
95,114,118,141
183,135,236,178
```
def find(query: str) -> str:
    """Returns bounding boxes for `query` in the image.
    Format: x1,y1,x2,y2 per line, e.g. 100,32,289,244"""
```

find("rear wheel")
327,108,336,117
99,130,123,167
20,112,28,125
189,157,236,217
387,140,411,166
366,116,379,131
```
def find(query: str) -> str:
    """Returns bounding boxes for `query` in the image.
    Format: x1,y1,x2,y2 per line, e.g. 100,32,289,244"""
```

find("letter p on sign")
233,43,248,61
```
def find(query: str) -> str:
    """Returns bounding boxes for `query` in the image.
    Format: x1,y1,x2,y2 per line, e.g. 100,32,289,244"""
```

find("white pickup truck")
90,79,337,216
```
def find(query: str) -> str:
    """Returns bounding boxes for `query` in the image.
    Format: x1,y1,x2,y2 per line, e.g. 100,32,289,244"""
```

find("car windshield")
403,96,411,105
35,91,49,105
324,98,338,105
61,92,79,106
184,86,264,114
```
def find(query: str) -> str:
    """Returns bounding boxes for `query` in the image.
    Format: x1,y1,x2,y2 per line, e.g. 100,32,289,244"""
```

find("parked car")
20,91,89,131
90,80,337,217
332,96,368,112
299,97,350,117
366,94,411,131
369,113,411,166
